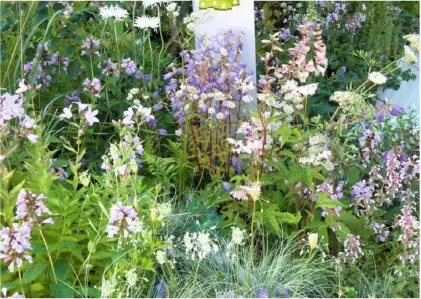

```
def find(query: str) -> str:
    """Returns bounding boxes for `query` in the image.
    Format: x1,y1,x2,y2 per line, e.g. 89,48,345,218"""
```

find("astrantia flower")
99,5,129,22
0,222,33,272
368,72,387,85
134,16,160,30
183,231,219,261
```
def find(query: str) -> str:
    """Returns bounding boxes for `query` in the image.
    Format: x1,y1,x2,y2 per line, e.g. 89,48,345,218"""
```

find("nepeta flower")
106,202,143,238
396,203,419,250
99,59,119,76
99,5,129,22
81,35,100,56
183,231,219,261
16,189,53,224
351,180,376,215
359,128,380,161
343,234,363,263
83,78,102,97
121,58,137,76
0,222,33,272
371,222,390,242
0,92,24,126
134,16,160,30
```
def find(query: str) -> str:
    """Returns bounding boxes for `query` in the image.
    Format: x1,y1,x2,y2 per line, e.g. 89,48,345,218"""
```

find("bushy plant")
0,1,419,298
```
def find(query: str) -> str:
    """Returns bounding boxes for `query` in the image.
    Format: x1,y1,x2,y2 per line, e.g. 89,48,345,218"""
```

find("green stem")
38,224,58,283
18,267,25,297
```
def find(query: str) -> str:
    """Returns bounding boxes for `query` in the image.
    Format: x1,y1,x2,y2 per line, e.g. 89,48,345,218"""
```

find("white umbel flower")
231,227,246,246
99,5,129,22
134,16,160,30
404,45,417,63
403,34,420,52
368,72,387,85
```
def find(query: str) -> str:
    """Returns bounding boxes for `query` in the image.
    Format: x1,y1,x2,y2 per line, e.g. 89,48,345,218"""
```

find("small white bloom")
175,129,182,136
59,105,73,120
242,95,254,103
130,88,139,95
134,16,160,30
368,72,387,85
220,47,228,56
208,107,216,114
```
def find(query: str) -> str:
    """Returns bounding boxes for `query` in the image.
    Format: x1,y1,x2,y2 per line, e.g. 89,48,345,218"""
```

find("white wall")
380,54,420,120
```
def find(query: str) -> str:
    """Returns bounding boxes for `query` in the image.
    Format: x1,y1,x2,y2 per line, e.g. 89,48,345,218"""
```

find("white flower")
129,88,140,95
403,34,420,52
242,95,254,103
297,83,318,96
134,16,160,30
143,0,168,8
99,5,129,22
59,105,73,120
404,45,417,63
368,72,387,85
208,107,216,114
283,104,294,115
125,268,138,287
184,232,219,261
175,129,182,136
15,80,31,94
27,134,39,143
156,250,167,265
308,233,318,250
216,112,224,121
166,3,178,12
220,47,228,56
231,227,246,246
226,101,236,109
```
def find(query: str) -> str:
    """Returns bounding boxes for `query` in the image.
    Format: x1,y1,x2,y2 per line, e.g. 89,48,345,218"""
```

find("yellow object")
198,0,240,11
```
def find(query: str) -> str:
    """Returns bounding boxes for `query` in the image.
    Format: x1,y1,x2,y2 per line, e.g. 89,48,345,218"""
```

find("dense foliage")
0,1,419,298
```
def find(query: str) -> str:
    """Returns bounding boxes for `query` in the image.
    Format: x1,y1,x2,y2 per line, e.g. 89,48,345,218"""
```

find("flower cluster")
83,78,102,98
59,102,99,127
0,222,33,272
183,231,219,261
351,180,376,215
343,234,364,263
298,134,334,171
121,102,156,128
359,128,380,161
371,222,390,242
99,5,129,22
81,35,100,56
101,135,144,178
106,202,144,238
134,16,160,31
164,30,254,130
16,189,54,225
286,22,328,82
395,203,419,263
230,183,261,202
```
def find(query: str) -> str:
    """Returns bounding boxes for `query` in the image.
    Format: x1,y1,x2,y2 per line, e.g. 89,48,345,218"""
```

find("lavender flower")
384,149,402,196
0,222,33,272
351,180,376,215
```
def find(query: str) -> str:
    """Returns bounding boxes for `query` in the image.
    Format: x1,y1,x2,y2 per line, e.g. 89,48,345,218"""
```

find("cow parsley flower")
368,72,387,85
134,16,160,30
99,5,129,22
0,222,33,272
230,183,261,201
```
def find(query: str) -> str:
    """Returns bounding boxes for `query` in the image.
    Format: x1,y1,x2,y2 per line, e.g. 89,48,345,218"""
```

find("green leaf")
276,212,302,225
67,61,80,80
52,259,70,281
22,264,47,284
31,282,45,292
50,241,77,252
315,192,345,209
50,282,73,298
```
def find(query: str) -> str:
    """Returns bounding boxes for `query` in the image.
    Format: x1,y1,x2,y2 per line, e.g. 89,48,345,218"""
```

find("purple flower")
257,289,269,298
99,59,119,77
159,129,167,135
83,78,102,97
222,182,232,191
343,234,363,263
231,156,241,174
81,35,100,56
155,278,168,298
106,202,142,238
375,101,404,123
154,103,163,111
351,180,376,215
121,58,137,76
0,222,33,272
16,189,53,224
275,286,289,298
